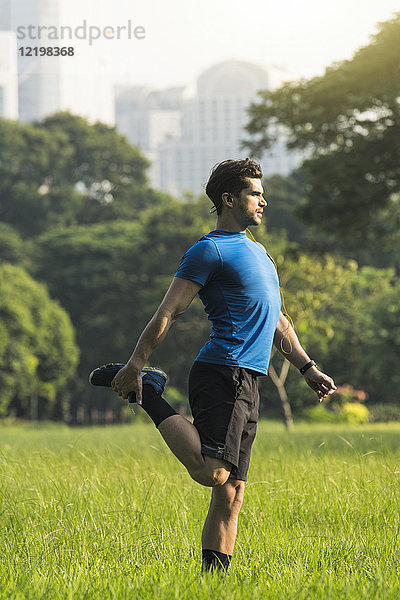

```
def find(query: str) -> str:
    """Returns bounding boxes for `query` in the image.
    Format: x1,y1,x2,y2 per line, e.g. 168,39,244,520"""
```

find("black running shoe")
89,363,168,403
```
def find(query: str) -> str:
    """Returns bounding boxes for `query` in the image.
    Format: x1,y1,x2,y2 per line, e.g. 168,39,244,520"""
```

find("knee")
210,467,231,487
189,465,231,488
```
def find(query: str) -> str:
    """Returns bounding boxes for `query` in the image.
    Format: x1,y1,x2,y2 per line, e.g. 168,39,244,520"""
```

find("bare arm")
274,311,337,401
112,277,201,403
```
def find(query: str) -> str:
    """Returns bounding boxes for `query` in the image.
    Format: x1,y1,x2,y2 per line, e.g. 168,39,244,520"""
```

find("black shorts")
188,361,260,482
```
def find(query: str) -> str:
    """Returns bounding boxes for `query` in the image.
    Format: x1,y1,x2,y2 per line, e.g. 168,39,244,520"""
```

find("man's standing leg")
187,363,258,574
201,479,245,573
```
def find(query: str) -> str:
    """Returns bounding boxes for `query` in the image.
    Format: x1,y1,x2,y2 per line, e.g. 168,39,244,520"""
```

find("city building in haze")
0,32,18,119
115,60,302,196
0,0,114,124
115,85,185,190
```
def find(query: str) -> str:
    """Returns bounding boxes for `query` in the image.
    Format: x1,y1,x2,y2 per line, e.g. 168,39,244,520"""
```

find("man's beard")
238,205,260,227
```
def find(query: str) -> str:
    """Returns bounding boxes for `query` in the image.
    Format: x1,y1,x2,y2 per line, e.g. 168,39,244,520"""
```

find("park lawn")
0,420,399,599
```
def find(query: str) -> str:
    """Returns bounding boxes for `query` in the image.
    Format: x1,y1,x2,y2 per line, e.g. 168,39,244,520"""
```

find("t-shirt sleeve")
175,239,222,287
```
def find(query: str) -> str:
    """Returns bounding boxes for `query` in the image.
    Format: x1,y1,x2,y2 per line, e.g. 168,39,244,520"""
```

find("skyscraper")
115,60,302,196
0,0,114,124
115,85,184,190
0,32,18,119
158,60,301,196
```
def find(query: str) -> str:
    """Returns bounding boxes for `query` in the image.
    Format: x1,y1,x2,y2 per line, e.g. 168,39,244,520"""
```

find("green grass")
1,420,400,599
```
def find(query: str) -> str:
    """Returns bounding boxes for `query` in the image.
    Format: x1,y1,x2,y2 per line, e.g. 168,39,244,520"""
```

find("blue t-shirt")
175,230,281,375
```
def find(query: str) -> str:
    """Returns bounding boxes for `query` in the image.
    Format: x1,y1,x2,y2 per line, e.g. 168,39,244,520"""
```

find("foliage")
0,113,154,236
281,261,398,405
253,234,400,409
368,403,400,423
333,384,368,404
304,380,369,424
0,223,31,267
261,171,400,271
302,404,338,423
262,171,308,244
303,401,369,424
0,264,79,416
362,279,400,401
245,13,400,250
164,386,189,414
338,402,369,424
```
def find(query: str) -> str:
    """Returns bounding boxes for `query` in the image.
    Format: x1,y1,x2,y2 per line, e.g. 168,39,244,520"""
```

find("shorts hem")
201,449,248,481
201,447,238,468
228,472,247,482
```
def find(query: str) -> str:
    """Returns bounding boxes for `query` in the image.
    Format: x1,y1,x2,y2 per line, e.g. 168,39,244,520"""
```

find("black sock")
140,385,177,428
201,549,232,573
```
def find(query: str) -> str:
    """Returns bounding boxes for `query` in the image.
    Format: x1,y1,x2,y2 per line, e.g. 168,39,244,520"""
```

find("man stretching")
91,158,336,573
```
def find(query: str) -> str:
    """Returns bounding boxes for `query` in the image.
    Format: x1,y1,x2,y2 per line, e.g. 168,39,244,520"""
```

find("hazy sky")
110,0,399,88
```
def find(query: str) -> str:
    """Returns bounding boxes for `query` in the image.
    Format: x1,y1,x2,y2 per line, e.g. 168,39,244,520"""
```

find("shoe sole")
89,363,125,387
89,364,167,385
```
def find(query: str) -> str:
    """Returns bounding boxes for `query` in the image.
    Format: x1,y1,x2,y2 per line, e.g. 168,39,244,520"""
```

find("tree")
0,264,79,418
251,230,363,421
0,119,63,236
244,13,400,250
0,223,31,267
343,266,400,403
260,171,399,270
0,113,155,237
261,171,308,245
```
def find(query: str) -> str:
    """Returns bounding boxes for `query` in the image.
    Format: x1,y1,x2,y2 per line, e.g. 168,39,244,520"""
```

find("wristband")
299,360,316,375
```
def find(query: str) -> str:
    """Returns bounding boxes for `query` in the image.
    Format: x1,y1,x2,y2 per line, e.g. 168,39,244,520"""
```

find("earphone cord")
246,228,293,355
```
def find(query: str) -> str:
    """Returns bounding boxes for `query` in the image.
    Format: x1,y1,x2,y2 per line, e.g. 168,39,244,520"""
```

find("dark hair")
205,158,263,215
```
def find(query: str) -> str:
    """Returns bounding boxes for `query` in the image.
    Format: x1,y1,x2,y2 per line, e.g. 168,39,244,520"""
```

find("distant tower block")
0,0,114,124
115,60,302,196
0,32,18,119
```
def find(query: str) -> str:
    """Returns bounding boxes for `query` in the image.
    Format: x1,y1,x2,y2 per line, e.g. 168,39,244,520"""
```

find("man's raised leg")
143,385,232,488
90,363,232,488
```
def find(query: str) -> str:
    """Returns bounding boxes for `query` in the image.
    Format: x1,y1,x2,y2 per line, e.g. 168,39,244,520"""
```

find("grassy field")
0,420,400,599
